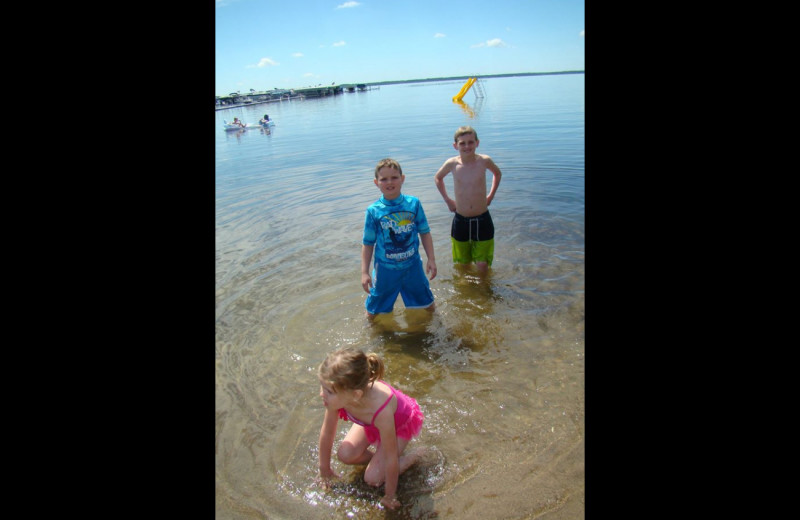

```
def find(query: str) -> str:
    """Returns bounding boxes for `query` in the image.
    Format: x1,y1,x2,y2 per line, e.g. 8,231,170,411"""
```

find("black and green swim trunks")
450,210,494,266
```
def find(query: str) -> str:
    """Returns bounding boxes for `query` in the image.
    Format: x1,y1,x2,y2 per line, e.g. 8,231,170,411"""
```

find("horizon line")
217,70,584,97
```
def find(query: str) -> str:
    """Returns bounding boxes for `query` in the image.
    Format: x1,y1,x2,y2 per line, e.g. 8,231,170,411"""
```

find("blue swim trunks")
365,259,434,315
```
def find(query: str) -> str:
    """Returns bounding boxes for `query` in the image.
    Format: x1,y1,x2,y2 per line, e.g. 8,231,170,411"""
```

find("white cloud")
471,38,507,48
303,72,314,77
434,33,446,38
292,52,304,57
580,30,585,37
246,57,279,68
336,1,360,8
332,41,346,47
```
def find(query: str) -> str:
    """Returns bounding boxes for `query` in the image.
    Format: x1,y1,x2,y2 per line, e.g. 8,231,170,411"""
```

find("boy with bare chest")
433,126,502,273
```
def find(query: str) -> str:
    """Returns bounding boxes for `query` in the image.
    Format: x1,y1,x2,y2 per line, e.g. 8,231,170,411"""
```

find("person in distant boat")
232,117,245,127
259,114,271,125
361,158,436,319
433,125,502,275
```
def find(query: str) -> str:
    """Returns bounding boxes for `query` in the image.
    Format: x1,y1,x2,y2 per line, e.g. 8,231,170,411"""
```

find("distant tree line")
365,70,584,87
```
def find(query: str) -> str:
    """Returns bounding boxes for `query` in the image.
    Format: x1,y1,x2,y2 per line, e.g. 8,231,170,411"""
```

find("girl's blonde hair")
318,348,385,393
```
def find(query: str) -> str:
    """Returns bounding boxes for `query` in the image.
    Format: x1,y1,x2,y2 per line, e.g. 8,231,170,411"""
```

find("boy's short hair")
374,158,402,178
454,125,478,142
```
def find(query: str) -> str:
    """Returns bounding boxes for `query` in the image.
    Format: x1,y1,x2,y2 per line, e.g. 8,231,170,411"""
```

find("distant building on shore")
215,84,371,108
216,88,297,108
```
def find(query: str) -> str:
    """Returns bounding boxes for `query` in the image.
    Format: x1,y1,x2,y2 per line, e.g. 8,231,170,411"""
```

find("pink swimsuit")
338,381,424,445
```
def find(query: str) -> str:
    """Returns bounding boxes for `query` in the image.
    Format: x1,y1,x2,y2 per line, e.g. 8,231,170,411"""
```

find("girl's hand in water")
315,469,340,490
380,495,401,510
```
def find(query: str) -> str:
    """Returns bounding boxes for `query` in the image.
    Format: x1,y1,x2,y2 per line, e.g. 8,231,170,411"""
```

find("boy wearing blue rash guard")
361,158,437,319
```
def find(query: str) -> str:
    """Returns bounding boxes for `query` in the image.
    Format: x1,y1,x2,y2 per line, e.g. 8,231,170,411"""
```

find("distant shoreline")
215,70,584,110
363,70,584,87
218,70,584,98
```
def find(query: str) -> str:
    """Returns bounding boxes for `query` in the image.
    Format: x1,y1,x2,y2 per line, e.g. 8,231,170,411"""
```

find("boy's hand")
361,273,373,293
426,260,437,280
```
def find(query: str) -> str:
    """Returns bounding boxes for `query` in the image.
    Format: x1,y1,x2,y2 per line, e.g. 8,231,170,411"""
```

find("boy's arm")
485,157,502,206
419,232,437,280
434,161,457,212
361,244,374,293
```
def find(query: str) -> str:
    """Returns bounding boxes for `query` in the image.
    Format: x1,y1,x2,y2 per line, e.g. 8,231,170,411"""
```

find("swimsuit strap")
346,409,365,426
369,382,396,426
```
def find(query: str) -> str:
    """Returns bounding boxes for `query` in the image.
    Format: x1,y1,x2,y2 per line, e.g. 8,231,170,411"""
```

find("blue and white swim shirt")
362,194,431,271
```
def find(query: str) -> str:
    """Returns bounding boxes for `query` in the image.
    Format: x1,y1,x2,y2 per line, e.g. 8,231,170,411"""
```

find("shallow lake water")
215,74,584,519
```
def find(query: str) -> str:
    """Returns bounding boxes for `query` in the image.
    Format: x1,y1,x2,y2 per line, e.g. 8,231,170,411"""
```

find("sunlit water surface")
216,74,584,519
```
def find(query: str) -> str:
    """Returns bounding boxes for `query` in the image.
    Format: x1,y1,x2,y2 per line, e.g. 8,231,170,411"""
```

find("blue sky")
215,0,584,96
